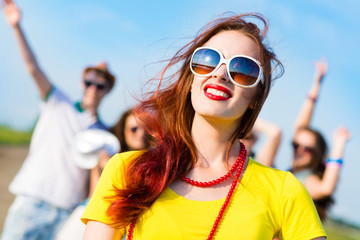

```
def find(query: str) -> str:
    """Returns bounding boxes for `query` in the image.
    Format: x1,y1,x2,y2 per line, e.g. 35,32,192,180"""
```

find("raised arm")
294,58,328,133
253,118,282,167
305,126,351,200
2,0,51,99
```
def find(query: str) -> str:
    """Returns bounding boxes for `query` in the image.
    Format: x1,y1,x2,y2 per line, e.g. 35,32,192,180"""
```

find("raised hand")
330,126,351,160
333,126,351,144
2,0,21,27
314,57,328,84
294,57,329,131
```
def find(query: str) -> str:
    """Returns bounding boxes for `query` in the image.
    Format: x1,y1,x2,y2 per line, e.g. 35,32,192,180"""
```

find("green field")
0,125,32,145
324,219,360,240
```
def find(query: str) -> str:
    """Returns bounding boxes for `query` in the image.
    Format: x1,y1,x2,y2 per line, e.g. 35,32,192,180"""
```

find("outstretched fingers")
334,126,351,142
313,57,328,83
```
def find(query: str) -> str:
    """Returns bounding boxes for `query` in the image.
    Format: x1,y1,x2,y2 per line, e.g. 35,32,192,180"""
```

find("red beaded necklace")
126,143,247,240
180,147,245,187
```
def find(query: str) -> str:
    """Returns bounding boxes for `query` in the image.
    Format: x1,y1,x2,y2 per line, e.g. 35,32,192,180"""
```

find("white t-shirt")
9,87,101,209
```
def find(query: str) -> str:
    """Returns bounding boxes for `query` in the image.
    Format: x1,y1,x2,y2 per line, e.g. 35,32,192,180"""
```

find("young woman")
82,13,326,239
110,109,149,153
291,58,351,221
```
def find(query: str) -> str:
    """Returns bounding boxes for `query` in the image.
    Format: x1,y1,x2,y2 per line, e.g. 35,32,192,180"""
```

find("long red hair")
107,13,284,228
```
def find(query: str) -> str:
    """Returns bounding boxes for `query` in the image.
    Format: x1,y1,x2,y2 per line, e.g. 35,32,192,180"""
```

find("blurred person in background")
1,0,115,239
110,108,150,153
241,118,281,167
55,108,149,240
88,108,150,201
290,58,351,221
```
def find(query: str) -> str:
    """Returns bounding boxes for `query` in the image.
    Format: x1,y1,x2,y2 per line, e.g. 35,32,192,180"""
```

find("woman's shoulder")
103,150,145,178
108,150,145,166
249,157,287,177
247,157,301,191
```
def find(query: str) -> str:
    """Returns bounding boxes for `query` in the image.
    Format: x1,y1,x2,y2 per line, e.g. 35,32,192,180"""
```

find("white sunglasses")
190,47,263,88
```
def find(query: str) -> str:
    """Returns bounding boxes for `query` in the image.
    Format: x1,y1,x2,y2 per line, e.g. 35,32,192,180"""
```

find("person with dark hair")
81,13,326,239
1,1,115,239
291,58,351,221
110,109,149,153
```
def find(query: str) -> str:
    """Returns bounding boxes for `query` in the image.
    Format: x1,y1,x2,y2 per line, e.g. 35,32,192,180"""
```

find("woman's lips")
204,84,232,100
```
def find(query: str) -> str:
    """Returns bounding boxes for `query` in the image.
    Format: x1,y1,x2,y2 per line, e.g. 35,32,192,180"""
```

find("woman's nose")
212,64,230,82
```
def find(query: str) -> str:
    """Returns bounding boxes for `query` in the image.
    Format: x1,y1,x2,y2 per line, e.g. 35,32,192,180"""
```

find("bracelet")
326,158,343,167
308,95,317,102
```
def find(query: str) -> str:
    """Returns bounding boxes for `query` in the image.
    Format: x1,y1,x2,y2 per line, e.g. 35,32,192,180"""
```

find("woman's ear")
248,97,257,110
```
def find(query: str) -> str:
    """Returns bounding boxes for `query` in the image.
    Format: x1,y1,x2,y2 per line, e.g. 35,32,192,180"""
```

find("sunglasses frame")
84,80,108,91
291,141,314,154
190,47,264,88
130,126,139,134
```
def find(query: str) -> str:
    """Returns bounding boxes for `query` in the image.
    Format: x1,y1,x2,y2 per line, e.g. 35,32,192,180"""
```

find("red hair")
107,13,284,228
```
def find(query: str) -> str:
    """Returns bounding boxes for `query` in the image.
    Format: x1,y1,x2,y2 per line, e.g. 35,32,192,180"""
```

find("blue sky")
1,0,359,225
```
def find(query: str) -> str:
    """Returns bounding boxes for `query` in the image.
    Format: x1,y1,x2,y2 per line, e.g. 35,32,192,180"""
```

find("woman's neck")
191,113,240,167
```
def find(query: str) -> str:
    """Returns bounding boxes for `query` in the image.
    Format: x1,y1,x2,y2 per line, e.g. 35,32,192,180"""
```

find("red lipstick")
203,84,232,101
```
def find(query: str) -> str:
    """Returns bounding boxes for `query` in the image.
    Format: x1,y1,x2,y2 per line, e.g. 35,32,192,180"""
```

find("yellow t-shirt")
82,151,326,240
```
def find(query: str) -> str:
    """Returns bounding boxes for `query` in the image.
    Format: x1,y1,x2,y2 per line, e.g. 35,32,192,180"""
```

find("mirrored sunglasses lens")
229,57,260,86
191,49,220,75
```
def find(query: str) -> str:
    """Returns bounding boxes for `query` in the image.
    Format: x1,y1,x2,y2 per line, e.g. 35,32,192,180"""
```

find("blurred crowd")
1,1,351,240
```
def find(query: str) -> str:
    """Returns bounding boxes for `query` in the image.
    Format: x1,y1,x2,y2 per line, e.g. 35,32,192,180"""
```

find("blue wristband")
326,158,343,165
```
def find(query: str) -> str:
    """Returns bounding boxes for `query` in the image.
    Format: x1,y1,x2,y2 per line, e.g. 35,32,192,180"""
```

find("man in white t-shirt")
1,1,116,239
